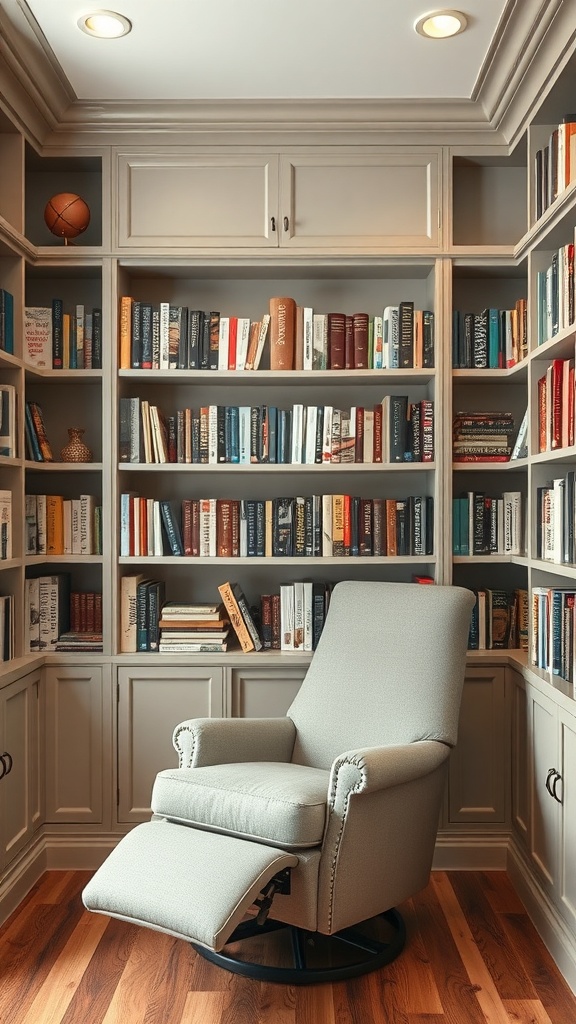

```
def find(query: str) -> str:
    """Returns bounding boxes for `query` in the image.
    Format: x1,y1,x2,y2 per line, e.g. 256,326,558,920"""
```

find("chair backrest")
287,581,475,770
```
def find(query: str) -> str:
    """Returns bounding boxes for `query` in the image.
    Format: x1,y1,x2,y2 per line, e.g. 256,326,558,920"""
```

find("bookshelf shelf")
119,368,436,386
118,555,437,566
24,368,103,384
25,555,104,565
24,461,104,472
118,462,436,474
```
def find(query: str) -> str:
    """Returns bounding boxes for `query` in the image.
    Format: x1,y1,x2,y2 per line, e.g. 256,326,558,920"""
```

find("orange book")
218,581,256,653
385,498,397,557
46,494,64,555
269,297,296,371
119,296,134,370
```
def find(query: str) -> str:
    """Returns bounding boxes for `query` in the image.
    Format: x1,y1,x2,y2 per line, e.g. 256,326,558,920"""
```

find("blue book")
159,500,184,556
1,290,14,353
227,406,240,463
487,308,500,368
452,498,461,555
24,402,43,461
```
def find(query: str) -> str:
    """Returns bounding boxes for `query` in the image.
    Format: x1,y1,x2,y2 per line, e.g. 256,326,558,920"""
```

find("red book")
228,316,238,370
551,358,564,449
182,498,193,556
342,494,352,555
354,406,365,462
327,313,346,370
352,313,369,369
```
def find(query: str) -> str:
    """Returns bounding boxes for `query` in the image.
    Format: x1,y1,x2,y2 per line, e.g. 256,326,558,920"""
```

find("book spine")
269,297,296,371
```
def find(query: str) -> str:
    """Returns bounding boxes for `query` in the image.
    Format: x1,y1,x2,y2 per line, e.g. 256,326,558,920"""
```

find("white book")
218,316,230,371
291,404,304,463
235,318,251,371
363,409,375,463
384,306,400,368
502,491,522,555
293,581,304,649
62,499,73,554
208,405,218,464
373,314,383,369
280,584,295,651
150,405,167,463
303,307,314,370
322,494,333,556
80,493,96,553
303,581,313,651
0,383,17,457
25,577,41,652
313,314,327,370
140,399,152,463
322,406,333,463
38,575,63,652
24,306,52,369
159,302,170,369
304,405,318,464
199,498,217,556
120,492,134,557
238,406,251,464
120,572,146,653
153,501,163,556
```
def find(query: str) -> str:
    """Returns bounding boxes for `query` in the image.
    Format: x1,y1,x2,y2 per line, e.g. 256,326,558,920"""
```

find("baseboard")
507,838,576,997
0,833,47,928
433,831,509,870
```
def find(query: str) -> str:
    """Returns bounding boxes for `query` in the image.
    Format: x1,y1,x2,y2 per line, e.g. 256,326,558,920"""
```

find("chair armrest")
328,740,449,809
173,717,297,768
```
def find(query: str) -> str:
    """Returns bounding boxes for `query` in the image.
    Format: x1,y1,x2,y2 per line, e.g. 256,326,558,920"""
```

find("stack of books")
158,601,231,653
453,411,515,463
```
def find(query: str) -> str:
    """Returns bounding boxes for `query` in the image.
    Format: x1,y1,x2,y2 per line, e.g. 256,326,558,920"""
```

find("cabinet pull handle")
551,771,563,804
0,756,5,780
545,768,556,796
283,216,289,231
271,217,276,232
0,752,11,778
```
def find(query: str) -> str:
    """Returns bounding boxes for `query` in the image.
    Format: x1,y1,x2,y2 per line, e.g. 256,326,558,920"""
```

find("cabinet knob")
271,217,276,232
0,752,12,778
283,216,289,231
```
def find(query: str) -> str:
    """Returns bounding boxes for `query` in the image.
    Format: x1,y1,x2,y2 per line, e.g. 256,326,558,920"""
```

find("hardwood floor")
1,870,575,1024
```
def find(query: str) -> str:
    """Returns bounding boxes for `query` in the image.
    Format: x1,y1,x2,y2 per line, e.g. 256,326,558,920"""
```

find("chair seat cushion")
151,761,330,848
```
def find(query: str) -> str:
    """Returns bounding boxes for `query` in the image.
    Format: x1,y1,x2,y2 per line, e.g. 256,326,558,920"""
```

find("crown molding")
473,0,576,146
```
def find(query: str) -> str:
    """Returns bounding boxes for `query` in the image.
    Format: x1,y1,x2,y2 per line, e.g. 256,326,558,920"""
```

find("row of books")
0,595,13,661
468,588,528,651
452,301,527,369
535,239,575,346
260,582,332,651
25,493,102,556
119,397,434,466
24,302,103,370
0,383,16,457
452,411,517,463
537,358,575,452
120,493,435,559
0,490,11,560
0,289,14,354
536,472,576,565
452,491,523,556
119,296,435,372
534,114,576,221
531,586,576,684
25,574,103,653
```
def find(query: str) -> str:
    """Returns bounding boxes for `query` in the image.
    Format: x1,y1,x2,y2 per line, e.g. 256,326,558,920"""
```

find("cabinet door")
228,666,306,718
0,670,43,869
44,665,107,824
116,152,279,247
447,666,509,825
558,706,576,934
117,665,224,822
511,667,530,846
528,684,560,890
279,151,440,249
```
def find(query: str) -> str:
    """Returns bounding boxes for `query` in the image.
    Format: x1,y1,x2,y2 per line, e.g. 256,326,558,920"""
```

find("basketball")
44,193,91,239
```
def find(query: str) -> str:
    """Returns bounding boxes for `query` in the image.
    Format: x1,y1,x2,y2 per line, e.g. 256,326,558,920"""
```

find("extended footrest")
82,818,298,951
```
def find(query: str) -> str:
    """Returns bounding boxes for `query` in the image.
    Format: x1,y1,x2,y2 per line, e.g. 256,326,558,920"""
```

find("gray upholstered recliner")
83,581,475,983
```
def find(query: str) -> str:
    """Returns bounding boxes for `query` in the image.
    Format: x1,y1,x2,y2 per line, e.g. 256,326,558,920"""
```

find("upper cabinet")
115,148,441,251
451,149,528,251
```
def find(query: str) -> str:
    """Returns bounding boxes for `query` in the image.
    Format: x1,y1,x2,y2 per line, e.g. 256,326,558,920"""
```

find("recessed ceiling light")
78,10,132,38
414,10,468,39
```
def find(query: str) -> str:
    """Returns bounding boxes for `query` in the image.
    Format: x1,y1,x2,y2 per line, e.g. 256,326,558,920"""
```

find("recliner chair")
83,581,475,983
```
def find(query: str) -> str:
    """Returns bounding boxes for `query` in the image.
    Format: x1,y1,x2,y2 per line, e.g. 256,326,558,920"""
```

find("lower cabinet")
446,665,509,826
227,665,306,718
518,680,576,936
44,665,108,824
0,670,43,870
116,665,224,823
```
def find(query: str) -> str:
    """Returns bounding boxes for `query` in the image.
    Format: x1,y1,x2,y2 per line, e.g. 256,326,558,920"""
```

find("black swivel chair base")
191,908,406,985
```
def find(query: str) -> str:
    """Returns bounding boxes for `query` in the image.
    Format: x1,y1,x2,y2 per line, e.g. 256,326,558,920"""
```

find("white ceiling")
17,0,509,103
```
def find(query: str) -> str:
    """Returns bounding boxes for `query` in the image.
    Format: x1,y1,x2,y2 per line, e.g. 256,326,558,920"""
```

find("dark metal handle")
271,216,276,232
545,768,556,796
283,216,289,231
551,771,563,804
0,752,12,778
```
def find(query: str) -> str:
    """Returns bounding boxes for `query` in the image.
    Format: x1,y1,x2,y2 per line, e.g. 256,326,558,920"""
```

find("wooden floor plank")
15,912,109,1024
502,999,554,1024
179,992,228,1024
499,913,576,1024
59,918,138,1024
447,871,537,1000
479,872,527,916
432,872,512,1024
383,898,443,1015
99,928,177,1024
